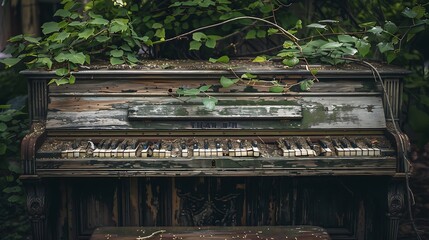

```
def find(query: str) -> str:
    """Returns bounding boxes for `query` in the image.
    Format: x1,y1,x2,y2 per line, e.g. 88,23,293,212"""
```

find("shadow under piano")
20,60,410,240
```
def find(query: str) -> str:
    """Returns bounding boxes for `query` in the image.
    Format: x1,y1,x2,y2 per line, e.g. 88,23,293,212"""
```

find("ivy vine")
0,0,427,108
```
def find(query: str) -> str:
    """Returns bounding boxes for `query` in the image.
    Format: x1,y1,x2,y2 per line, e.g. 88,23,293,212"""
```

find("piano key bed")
37,136,392,159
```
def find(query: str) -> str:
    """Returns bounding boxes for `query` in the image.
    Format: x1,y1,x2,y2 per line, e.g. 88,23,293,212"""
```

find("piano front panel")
21,63,409,240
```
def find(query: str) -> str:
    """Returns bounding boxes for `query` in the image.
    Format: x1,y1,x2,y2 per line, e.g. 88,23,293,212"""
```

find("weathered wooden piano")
20,60,409,240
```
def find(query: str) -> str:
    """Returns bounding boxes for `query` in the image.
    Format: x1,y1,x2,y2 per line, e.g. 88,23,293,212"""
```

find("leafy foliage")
0,105,30,240
0,0,428,109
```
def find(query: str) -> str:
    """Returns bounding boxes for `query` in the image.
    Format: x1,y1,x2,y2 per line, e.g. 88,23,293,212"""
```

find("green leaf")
202,97,218,111
0,122,7,132
54,31,70,42
90,18,109,25
95,36,110,43
402,7,418,18
241,73,257,79
69,21,85,27
69,75,76,84
252,56,266,63
338,35,356,43
359,21,376,28
220,76,238,88
0,143,6,155
110,57,124,65
208,55,229,63
0,58,21,67
78,28,95,39
55,68,69,76
199,85,211,92
24,36,41,44
300,79,314,91
384,21,398,34
283,41,295,49
318,19,339,23
267,28,279,35
377,42,394,53
282,57,299,67
368,26,383,35
192,32,207,41
126,53,139,63
154,28,165,39
205,38,216,48
306,23,326,29
386,51,397,64
3,186,22,193
310,69,318,75
7,195,23,203
320,42,343,50
256,30,266,38
183,88,200,96
42,22,60,34
189,41,202,50
110,19,129,33
68,52,86,65
412,6,426,19
356,40,371,57
37,57,52,69
110,49,124,57
54,9,71,18
9,34,23,42
152,22,163,29
269,85,284,93
245,30,256,39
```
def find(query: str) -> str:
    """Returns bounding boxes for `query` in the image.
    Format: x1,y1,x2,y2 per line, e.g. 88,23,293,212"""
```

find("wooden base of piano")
90,226,331,240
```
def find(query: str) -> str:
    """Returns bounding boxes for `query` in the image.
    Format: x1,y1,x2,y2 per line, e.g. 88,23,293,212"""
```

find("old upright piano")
21,60,409,240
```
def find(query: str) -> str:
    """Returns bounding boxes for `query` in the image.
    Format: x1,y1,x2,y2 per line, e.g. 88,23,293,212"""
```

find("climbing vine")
0,0,427,106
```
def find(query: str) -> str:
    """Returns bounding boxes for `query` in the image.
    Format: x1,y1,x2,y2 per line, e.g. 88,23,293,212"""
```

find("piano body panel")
20,62,409,240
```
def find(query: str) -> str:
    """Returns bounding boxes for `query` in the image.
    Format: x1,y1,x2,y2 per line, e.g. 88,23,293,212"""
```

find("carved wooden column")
386,181,405,240
23,177,48,240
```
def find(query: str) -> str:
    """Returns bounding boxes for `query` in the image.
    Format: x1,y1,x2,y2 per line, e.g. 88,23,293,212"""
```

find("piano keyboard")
38,136,392,159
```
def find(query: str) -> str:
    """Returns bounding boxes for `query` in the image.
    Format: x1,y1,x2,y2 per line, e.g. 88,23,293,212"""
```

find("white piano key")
252,147,260,157
181,149,188,157
335,147,344,156
228,149,235,157
373,148,381,156
361,148,369,156
235,148,242,157
354,147,363,156
217,148,223,157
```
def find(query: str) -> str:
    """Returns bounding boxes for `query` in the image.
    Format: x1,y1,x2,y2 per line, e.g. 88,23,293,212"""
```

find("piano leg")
23,178,48,240
386,181,405,240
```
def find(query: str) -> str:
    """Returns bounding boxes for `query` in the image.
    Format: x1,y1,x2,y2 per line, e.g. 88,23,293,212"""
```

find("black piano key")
127,140,138,149
283,139,292,149
97,139,105,149
119,140,128,150
295,141,303,149
306,139,313,149
215,141,221,149
332,139,341,147
141,142,149,149
102,139,111,149
181,142,187,150
347,138,358,148
167,144,173,151
339,138,349,148
72,139,80,149
110,139,119,149
251,140,258,148
204,139,209,149
319,140,328,148
193,142,199,149
239,140,244,148
227,140,233,149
